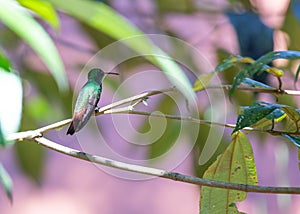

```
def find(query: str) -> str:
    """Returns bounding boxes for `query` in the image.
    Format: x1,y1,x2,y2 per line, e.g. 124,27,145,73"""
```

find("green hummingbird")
67,68,118,135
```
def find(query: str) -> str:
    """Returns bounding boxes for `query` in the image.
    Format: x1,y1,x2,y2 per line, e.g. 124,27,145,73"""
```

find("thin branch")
31,136,300,194
104,109,300,136
206,85,300,96
7,84,300,142
95,86,177,115
6,85,300,195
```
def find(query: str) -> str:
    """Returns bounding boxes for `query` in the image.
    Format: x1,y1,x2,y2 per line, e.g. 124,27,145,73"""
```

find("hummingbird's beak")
104,72,119,75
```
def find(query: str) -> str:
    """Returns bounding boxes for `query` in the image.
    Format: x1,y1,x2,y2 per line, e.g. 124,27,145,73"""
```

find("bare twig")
31,136,300,195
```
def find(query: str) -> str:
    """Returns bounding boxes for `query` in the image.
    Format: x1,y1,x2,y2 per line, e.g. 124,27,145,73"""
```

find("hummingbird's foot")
95,107,100,112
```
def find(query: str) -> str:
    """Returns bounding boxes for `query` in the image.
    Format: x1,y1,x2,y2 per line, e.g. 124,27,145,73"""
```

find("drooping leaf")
17,0,60,29
193,72,216,92
0,163,13,203
233,101,280,133
280,107,300,133
0,51,11,72
0,69,22,146
15,141,45,183
200,132,257,213
0,1,68,91
48,0,195,101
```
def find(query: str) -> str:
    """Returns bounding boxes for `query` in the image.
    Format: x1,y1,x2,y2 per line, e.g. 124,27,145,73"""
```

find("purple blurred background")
2,0,300,213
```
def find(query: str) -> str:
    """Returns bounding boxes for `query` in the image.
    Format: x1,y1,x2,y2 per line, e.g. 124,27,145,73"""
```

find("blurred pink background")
1,0,300,213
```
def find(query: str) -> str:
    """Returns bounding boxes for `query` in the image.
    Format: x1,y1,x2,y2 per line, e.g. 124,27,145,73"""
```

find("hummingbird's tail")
67,121,75,135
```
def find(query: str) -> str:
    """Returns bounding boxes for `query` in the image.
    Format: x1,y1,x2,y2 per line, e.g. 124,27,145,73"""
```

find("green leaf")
280,107,300,133
230,51,300,95
233,101,280,133
200,132,257,213
0,69,22,146
0,51,11,72
17,0,60,29
48,0,195,101
214,55,254,73
15,141,45,183
0,1,68,91
193,72,216,92
0,163,13,203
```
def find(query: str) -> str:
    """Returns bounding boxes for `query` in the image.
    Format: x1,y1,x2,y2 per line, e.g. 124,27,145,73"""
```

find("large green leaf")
0,1,68,91
200,132,257,213
0,163,13,203
17,0,60,29
48,0,195,101
0,69,22,146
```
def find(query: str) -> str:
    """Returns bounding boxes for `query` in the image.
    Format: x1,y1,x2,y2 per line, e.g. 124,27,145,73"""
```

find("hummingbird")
67,68,119,135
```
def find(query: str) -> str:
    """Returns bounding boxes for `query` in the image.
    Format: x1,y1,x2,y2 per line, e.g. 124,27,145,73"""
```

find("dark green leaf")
0,163,13,203
214,55,254,73
200,132,257,213
15,141,45,183
247,108,286,132
233,101,280,133
258,51,300,63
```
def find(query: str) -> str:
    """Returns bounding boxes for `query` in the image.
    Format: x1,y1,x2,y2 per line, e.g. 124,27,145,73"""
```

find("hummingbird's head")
88,68,105,83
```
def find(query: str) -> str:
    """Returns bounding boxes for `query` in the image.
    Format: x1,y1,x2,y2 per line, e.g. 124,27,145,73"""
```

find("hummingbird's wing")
67,84,101,135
